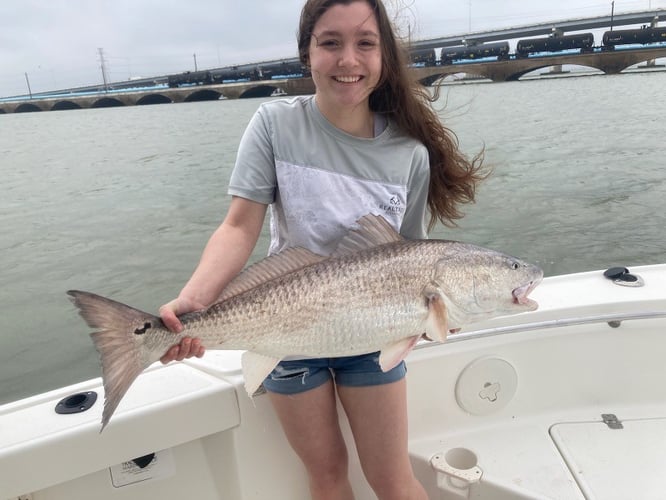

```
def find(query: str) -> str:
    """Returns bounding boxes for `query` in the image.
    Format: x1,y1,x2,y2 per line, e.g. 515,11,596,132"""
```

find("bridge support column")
545,64,568,75
643,15,660,68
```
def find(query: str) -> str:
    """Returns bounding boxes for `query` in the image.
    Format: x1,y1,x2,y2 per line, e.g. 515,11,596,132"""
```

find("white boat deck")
1,265,665,500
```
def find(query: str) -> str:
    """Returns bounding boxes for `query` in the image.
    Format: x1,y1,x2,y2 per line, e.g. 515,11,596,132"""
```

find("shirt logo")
379,195,405,215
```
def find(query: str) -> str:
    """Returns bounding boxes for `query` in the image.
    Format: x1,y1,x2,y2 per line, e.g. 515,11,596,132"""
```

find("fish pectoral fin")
423,286,449,343
378,336,421,372
241,351,281,397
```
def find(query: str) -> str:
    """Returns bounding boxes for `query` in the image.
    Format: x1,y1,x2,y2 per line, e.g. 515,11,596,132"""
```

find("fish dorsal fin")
217,247,327,302
331,214,404,258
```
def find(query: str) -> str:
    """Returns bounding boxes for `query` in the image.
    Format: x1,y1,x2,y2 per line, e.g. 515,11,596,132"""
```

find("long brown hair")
298,0,488,231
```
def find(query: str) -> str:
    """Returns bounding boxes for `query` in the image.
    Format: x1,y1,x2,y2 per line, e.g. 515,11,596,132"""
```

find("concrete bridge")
413,46,666,84
0,77,315,114
1,46,665,114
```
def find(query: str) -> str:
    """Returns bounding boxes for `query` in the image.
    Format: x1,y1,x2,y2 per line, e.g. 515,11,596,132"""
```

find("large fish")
69,215,542,430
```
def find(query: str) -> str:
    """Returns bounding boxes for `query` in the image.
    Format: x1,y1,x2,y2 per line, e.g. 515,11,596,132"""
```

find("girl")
160,1,485,498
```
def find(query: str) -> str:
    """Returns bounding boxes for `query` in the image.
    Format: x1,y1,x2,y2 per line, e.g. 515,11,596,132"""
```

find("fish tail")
67,290,162,431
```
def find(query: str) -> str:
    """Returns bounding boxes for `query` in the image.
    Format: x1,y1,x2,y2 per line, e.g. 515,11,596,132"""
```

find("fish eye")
510,261,520,270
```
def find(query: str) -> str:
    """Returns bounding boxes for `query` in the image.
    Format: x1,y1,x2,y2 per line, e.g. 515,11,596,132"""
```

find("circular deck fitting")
455,357,517,415
55,391,98,414
603,266,645,287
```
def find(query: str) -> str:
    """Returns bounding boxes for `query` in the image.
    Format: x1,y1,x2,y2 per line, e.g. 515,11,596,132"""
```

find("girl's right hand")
159,297,207,364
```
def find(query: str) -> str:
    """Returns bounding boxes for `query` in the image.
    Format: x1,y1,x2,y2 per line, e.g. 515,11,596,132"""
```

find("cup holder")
431,447,483,492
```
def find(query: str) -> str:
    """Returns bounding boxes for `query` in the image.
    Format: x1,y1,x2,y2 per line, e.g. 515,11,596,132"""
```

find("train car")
210,67,242,83
602,26,666,49
167,70,213,88
167,71,213,88
515,33,595,58
211,64,258,83
409,48,437,66
259,59,306,79
440,41,510,65
210,59,308,83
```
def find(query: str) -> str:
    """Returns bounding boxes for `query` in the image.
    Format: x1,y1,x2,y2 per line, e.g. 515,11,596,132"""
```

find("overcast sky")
1,0,662,97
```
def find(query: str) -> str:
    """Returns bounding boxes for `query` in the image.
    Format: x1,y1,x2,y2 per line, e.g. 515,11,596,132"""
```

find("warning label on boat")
109,449,175,488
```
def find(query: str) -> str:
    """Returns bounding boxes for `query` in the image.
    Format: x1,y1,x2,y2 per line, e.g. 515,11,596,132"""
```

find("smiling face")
307,1,382,117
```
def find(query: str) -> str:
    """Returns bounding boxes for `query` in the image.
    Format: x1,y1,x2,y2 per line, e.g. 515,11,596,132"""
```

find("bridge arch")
507,63,602,80
136,94,172,105
92,97,125,108
184,89,222,102
52,100,82,111
420,69,493,85
15,103,43,113
239,85,279,98
418,73,448,86
583,52,664,74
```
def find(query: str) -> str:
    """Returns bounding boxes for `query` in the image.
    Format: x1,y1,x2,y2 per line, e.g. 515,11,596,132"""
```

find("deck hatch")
550,416,666,499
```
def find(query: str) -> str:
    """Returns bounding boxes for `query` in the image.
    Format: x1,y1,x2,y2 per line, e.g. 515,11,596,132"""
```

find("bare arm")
159,196,268,362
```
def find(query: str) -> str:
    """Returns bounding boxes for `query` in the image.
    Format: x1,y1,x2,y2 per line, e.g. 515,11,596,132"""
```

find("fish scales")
68,214,543,430
175,240,436,357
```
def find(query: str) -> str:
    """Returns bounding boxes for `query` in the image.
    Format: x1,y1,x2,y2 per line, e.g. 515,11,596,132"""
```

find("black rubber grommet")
55,391,98,414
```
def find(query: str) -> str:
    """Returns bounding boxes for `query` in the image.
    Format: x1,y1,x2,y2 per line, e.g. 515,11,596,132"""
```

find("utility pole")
193,53,198,72
98,48,109,92
24,72,33,99
610,1,615,31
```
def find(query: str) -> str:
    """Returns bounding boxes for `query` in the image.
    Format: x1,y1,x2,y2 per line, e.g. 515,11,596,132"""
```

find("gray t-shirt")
228,95,430,256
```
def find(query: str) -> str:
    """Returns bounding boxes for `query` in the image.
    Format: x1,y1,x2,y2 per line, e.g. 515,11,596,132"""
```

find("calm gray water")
1,71,665,405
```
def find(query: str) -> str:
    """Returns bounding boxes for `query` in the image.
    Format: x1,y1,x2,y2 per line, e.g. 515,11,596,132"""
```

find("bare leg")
337,379,427,500
268,381,355,500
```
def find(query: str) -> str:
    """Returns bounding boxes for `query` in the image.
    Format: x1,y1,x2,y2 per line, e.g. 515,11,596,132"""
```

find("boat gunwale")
423,310,666,346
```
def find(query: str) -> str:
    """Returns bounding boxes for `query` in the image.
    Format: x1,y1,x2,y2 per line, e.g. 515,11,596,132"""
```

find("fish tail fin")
67,290,162,431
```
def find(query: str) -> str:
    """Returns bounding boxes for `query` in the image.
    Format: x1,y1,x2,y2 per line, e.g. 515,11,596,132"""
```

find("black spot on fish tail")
66,290,162,430
134,322,152,335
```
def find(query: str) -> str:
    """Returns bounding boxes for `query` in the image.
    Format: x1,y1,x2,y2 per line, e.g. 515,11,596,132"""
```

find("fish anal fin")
241,351,282,396
423,285,449,343
218,248,327,302
332,214,403,258
378,335,421,372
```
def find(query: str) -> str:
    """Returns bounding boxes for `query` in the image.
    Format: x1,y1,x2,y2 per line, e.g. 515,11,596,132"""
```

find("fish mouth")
512,279,541,309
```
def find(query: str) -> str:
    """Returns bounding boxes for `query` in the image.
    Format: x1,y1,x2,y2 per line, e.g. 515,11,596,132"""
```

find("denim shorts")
262,351,407,395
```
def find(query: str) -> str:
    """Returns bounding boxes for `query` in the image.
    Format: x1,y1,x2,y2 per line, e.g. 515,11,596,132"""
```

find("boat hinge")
601,413,623,429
